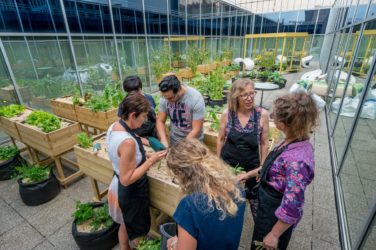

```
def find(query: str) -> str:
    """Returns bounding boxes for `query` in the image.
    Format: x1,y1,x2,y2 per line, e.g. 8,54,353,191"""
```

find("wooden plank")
76,106,118,131
50,96,77,121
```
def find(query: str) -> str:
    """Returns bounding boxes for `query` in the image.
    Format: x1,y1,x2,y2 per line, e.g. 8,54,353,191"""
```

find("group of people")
106,74,319,250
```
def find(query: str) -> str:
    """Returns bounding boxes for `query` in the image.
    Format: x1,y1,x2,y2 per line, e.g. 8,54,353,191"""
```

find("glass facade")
325,1,376,249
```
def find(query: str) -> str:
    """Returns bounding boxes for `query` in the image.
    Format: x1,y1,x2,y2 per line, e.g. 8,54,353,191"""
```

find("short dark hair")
120,92,150,120
123,75,142,92
158,75,181,94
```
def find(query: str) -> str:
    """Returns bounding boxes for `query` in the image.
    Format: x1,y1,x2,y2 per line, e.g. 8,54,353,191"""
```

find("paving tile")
360,178,376,205
32,240,54,250
313,207,340,245
0,180,20,205
0,222,44,250
313,184,336,211
47,221,79,250
312,238,341,250
288,230,312,250
61,176,96,203
0,198,24,236
28,194,76,237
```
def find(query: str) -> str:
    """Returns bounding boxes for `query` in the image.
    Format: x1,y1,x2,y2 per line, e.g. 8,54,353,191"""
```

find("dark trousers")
251,187,294,250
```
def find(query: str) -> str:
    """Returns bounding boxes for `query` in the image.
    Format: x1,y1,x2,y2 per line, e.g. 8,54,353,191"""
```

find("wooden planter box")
50,96,77,121
16,118,80,157
76,106,118,131
178,68,195,79
31,96,51,108
224,70,239,80
0,86,31,103
222,60,231,67
0,108,33,141
209,62,217,71
74,134,181,217
203,122,218,153
197,64,211,74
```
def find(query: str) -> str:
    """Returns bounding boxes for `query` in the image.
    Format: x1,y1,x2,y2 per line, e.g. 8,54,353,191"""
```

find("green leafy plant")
72,202,113,232
224,64,240,73
25,111,61,133
255,52,275,71
13,163,50,184
137,238,161,250
84,96,111,112
222,47,234,61
0,104,25,118
0,145,19,161
186,45,208,73
151,46,171,79
205,105,223,120
207,69,226,100
102,82,125,107
190,73,209,95
232,164,245,175
257,70,272,81
76,133,93,149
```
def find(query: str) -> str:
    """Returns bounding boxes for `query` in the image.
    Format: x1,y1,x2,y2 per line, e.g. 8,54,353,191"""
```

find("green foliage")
151,46,171,79
190,73,209,95
0,145,19,160
72,202,113,232
84,96,112,112
207,69,226,100
209,113,220,132
14,163,50,183
102,82,125,107
224,64,240,73
76,133,93,149
137,238,161,250
152,94,160,113
255,52,275,71
232,164,245,175
257,70,272,80
0,104,25,118
25,111,61,133
187,45,208,73
205,105,223,120
222,47,234,60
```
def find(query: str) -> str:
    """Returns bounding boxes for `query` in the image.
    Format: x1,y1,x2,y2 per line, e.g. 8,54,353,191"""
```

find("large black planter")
72,202,119,250
274,79,287,89
208,98,226,107
259,77,268,82
18,171,60,206
0,153,21,181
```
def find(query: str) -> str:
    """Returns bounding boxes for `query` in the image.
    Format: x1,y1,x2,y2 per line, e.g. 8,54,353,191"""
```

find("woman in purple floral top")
249,92,319,250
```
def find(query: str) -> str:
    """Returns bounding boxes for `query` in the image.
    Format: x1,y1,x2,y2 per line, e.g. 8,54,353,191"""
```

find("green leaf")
0,104,25,118
0,145,19,160
25,111,61,133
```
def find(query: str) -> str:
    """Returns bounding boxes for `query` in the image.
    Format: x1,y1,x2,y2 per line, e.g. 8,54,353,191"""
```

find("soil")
54,96,84,104
76,207,108,233
9,109,32,122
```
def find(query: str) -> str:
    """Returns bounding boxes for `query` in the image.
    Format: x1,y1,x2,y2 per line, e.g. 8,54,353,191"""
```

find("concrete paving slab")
0,180,20,205
28,194,76,237
0,198,24,236
313,184,336,211
32,240,55,250
288,230,312,250
313,207,340,245
47,221,79,250
312,238,341,250
0,222,44,250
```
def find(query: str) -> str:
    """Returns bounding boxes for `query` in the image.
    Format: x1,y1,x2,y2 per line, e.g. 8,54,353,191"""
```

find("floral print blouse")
266,139,315,225
225,106,262,141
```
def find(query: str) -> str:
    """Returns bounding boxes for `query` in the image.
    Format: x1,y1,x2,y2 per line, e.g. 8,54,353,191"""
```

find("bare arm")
156,111,169,148
186,119,204,139
216,110,228,157
167,225,197,250
259,108,270,165
118,139,166,186
263,220,292,250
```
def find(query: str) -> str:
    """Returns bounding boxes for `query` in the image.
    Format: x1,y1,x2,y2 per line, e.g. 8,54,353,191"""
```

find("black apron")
220,110,260,199
116,119,150,241
251,141,297,250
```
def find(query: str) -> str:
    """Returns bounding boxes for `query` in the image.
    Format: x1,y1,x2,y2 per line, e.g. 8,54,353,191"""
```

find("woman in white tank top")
106,93,166,250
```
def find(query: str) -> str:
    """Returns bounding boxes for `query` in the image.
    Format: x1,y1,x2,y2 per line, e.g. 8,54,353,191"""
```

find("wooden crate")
16,118,80,157
178,68,195,79
0,108,33,141
203,121,218,153
76,106,118,131
197,64,210,74
50,96,77,121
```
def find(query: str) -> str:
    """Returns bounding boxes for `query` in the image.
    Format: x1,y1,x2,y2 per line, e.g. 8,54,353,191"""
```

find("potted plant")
268,71,287,89
207,70,226,107
14,163,60,206
0,145,21,180
137,238,161,250
72,201,119,250
258,71,271,82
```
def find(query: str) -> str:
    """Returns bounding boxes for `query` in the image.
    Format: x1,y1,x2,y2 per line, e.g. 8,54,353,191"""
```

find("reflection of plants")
25,110,61,133
0,104,25,118
151,46,171,79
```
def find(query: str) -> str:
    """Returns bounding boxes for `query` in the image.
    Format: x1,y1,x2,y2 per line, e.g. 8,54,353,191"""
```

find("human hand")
237,172,249,183
263,231,279,250
148,150,167,165
161,138,169,149
167,236,178,250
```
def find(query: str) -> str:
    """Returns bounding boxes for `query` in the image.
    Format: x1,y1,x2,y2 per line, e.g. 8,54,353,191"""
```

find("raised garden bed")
0,85,31,103
50,96,78,121
75,106,118,131
0,106,33,141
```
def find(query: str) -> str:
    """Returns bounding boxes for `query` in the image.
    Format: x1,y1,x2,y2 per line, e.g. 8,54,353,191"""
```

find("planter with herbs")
14,163,60,206
72,201,119,250
50,96,80,121
0,145,21,180
207,69,227,107
0,105,33,141
202,106,223,153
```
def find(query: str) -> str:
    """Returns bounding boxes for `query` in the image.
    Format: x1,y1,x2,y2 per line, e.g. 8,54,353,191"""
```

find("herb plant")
0,145,19,160
151,46,171,79
14,163,50,184
232,164,245,175
207,69,226,100
137,238,161,250
72,202,113,232
76,133,93,149
25,111,61,133
84,96,111,112
0,104,25,118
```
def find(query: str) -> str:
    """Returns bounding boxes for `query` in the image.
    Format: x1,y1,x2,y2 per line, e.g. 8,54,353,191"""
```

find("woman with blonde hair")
251,92,318,250
217,78,269,212
166,138,246,250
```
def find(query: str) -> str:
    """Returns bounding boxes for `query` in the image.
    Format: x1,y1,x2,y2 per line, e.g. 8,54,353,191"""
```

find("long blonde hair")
227,78,255,112
166,139,245,220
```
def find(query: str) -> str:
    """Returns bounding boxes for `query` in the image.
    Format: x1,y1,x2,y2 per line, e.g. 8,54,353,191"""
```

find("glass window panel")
64,0,81,33
368,1,376,17
0,44,19,105
0,1,22,32
362,216,376,249
16,0,55,32
49,0,65,32
345,0,359,25
262,13,279,33
355,4,368,22
339,69,376,245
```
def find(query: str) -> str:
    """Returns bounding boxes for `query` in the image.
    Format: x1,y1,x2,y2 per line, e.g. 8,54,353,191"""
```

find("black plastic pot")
259,76,268,82
274,79,287,89
18,171,60,206
72,202,119,250
208,98,225,107
0,153,21,181
160,222,177,250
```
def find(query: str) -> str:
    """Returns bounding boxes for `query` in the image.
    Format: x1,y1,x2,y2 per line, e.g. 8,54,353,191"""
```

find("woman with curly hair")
166,138,246,250
250,92,319,250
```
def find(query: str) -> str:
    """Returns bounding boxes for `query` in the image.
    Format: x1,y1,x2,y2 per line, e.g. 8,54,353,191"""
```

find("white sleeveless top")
106,123,143,175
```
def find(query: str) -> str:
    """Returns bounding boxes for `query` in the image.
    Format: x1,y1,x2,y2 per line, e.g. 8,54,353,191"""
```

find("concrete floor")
0,64,341,249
